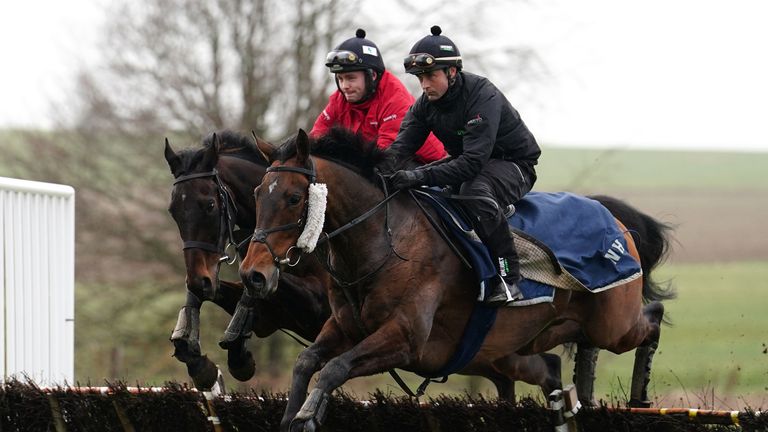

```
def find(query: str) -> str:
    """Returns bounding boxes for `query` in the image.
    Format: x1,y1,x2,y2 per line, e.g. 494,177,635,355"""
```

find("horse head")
240,129,319,299
165,133,234,302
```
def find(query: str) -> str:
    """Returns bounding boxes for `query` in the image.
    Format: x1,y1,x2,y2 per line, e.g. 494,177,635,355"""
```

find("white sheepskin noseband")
296,183,327,253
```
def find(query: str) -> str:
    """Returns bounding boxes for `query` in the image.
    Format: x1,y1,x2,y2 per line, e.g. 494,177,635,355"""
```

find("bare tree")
4,0,357,283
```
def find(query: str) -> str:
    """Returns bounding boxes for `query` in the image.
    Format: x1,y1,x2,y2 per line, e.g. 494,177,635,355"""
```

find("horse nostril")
247,271,266,291
201,276,214,299
187,276,215,300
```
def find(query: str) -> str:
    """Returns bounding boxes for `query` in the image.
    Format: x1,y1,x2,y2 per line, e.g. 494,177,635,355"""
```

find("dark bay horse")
164,132,331,389
165,131,567,399
239,129,672,431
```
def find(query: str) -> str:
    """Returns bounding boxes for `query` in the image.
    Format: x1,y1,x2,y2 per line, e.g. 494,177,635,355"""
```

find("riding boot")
477,215,522,307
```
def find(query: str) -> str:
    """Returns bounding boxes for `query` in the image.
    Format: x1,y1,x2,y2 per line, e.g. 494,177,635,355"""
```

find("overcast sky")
1,0,767,152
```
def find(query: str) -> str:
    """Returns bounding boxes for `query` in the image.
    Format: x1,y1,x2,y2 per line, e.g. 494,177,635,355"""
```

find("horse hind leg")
628,301,664,407
573,343,600,406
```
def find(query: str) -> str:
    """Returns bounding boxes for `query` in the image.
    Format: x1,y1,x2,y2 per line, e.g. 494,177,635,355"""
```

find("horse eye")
206,199,216,212
287,193,302,206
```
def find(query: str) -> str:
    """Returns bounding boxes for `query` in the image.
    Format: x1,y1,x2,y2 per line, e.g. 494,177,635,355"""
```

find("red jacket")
311,70,446,163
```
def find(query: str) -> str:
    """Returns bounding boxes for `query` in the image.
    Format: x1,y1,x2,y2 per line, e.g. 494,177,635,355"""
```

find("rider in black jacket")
386,26,541,306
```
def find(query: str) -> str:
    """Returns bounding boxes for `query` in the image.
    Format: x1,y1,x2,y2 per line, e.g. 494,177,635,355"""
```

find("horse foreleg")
289,320,413,432
490,353,562,400
281,318,351,432
170,291,219,389
218,284,257,381
457,364,514,400
628,301,664,408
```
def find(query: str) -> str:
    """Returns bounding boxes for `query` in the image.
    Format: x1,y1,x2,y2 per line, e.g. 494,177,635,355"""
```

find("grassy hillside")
534,146,768,192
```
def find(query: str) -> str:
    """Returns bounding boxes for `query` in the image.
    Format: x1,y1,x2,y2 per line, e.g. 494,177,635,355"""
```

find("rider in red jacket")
311,29,446,164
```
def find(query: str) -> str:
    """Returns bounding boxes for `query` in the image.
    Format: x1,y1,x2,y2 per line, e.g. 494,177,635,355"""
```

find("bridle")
173,169,241,264
250,157,403,285
249,159,317,268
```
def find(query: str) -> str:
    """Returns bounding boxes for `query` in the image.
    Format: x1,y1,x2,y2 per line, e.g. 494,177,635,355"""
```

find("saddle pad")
510,192,642,302
416,190,642,306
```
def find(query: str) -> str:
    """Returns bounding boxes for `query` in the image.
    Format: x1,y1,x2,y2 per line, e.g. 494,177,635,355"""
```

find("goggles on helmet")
325,50,363,71
403,53,462,71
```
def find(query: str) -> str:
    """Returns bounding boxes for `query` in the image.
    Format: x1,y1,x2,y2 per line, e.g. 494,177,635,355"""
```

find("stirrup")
484,278,521,307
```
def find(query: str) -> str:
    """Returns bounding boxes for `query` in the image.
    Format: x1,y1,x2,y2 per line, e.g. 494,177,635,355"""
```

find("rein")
173,169,240,264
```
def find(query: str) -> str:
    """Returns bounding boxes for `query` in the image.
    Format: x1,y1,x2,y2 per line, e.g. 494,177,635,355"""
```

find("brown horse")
239,129,672,431
164,132,331,389
164,131,561,398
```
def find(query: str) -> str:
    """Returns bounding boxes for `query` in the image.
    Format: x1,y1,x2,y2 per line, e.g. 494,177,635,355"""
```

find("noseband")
173,169,240,263
249,159,317,267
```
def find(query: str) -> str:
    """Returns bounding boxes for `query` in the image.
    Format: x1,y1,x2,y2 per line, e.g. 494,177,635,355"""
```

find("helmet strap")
352,69,379,104
445,67,457,86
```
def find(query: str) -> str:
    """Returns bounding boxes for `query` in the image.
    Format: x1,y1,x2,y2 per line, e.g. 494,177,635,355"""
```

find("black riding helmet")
404,25,463,75
325,29,385,103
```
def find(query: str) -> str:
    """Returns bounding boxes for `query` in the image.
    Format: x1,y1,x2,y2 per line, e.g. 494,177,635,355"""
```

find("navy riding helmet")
404,25,463,75
325,28,385,74
325,29,385,103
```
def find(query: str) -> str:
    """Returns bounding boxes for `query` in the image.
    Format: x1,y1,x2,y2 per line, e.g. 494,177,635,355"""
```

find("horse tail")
589,195,676,303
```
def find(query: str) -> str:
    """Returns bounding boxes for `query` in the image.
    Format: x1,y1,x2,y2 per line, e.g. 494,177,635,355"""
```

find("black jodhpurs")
458,159,535,279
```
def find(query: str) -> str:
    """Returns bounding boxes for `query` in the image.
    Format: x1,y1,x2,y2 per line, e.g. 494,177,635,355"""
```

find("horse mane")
274,127,388,184
175,130,269,174
203,130,269,165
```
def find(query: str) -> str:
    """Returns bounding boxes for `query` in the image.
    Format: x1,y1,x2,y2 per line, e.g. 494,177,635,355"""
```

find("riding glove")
391,170,426,190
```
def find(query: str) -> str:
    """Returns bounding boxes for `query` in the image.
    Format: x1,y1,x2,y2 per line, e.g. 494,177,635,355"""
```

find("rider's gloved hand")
390,170,426,190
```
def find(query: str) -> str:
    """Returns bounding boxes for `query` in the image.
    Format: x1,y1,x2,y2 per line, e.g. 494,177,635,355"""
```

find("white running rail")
1,176,75,385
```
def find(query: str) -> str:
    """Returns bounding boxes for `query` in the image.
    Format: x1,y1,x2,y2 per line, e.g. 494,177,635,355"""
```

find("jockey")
311,29,446,163
386,26,541,306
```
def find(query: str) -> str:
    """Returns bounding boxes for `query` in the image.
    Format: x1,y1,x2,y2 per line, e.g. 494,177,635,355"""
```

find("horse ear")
296,129,310,165
251,130,274,163
164,138,182,176
201,133,220,169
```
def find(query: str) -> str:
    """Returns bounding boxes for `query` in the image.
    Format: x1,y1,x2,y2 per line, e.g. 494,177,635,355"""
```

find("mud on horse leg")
170,291,220,389
628,301,665,408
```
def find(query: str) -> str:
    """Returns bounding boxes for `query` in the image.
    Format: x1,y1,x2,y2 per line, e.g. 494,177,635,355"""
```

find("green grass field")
534,146,768,192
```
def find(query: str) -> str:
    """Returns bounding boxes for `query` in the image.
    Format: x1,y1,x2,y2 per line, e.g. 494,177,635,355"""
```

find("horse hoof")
290,388,328,432
289,418,318,432
188,355,220,390
628,398,652,408
228,350,256,381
